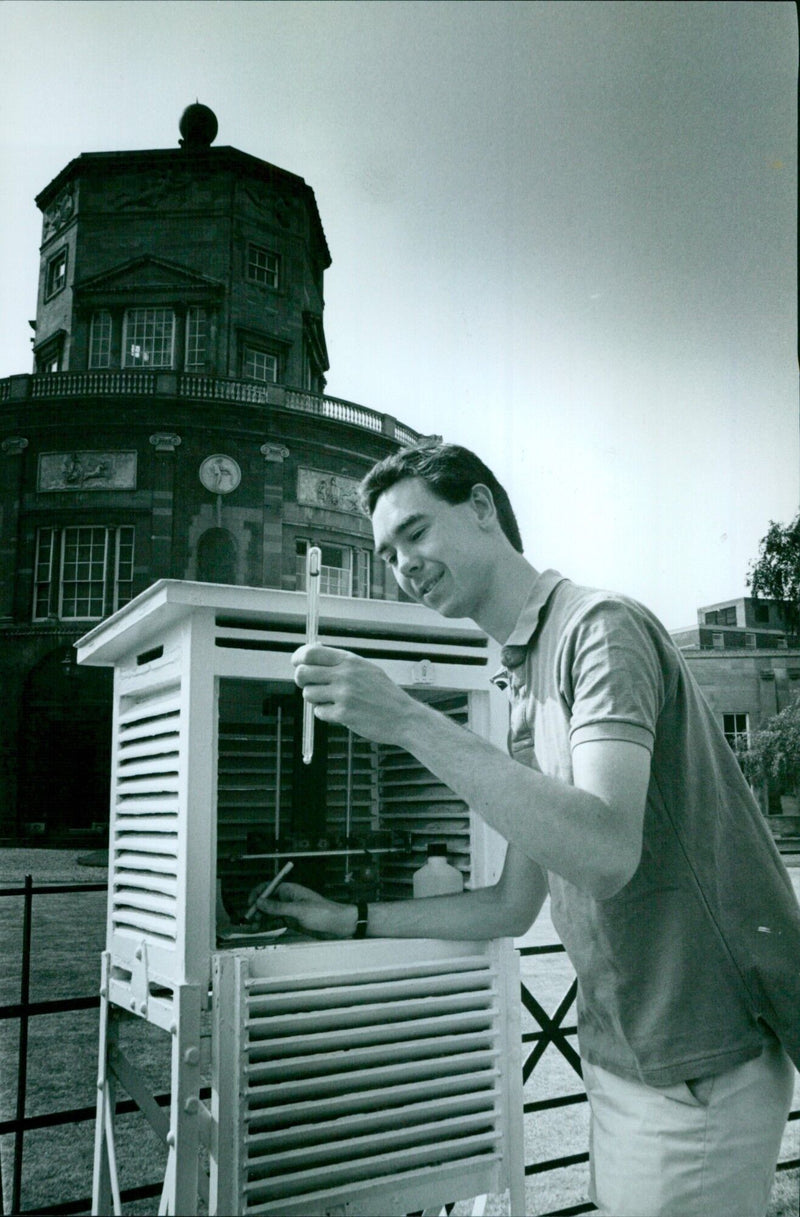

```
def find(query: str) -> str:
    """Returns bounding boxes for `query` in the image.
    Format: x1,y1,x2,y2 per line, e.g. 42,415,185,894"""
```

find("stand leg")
163,983,204,1216
92,953,117,1216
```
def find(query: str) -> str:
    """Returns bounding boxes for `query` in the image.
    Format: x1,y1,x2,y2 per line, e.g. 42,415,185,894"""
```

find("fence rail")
2,877,798,1216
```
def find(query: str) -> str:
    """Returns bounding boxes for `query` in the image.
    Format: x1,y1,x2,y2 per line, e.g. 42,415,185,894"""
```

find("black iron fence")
1,877,798,1216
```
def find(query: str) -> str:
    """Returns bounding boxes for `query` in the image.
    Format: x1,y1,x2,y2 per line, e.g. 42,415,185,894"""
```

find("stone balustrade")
0,371,421,446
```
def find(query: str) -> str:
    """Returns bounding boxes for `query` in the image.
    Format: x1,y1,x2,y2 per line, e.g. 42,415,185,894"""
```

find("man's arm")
295,645,651,900
253,841,548,939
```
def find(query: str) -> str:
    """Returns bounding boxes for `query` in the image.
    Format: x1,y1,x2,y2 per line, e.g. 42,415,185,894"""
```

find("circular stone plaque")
199,455,241,494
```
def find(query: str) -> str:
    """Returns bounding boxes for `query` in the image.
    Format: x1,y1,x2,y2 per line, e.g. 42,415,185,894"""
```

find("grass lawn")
1,849,798,1216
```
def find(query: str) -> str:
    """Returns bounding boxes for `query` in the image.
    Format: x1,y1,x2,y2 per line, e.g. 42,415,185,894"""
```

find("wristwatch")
354,900,369,939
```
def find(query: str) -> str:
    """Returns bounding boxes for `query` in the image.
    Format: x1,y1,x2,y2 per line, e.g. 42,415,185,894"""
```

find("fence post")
10,875,33,1215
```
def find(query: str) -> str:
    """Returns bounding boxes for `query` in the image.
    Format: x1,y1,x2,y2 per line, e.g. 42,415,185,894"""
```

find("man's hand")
248,880,355,938
293,644,421,745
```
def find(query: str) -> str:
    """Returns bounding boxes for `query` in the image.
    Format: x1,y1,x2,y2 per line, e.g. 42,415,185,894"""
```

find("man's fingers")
292,644,354,667
274,882,309,902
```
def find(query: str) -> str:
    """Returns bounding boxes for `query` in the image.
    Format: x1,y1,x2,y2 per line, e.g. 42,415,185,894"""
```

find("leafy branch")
746,513,800,632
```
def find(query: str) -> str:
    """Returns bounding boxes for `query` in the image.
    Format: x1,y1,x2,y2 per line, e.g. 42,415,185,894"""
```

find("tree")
737,698,800,799
746,513,800,632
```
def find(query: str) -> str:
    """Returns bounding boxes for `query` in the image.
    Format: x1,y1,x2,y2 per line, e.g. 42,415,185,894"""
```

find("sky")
1,0,797,629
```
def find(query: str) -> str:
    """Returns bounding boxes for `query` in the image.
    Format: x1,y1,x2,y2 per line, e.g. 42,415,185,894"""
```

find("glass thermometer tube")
302,546,321,764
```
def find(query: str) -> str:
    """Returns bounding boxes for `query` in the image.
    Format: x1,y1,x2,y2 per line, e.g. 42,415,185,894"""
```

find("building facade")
0,105,420,843
673,597,800,827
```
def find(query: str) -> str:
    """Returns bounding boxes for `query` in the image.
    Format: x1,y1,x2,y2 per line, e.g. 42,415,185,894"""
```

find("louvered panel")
113,881,176,908
247,1067,499,1124
248,982,494,1031
116,775,180,798
115,850,177,874
244,1135,501,1213
322,726,377,898
113,870,177,898
249,964,494,1011
217,707,295,917
377,695,471,897
111,904,177,940
248,1008,495,1057
117,734,181,761
325,727,376,834
247,955,487,991
248,1093,497,1153
118,702,181,735
118,686,182,725
115,814,179,831
217,718,294,849
117,754,180,780
219,946,506,1215
247,1118,501,1182
247,1043,498,1087
110,681,182,951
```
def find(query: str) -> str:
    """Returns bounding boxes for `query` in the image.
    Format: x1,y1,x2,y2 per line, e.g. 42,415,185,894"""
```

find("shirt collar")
492,568,566,682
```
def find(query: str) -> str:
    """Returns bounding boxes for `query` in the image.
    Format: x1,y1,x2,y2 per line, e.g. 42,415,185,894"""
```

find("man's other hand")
248,880,356,938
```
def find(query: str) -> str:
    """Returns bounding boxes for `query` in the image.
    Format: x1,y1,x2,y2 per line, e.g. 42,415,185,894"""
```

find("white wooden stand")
77,580,524,1216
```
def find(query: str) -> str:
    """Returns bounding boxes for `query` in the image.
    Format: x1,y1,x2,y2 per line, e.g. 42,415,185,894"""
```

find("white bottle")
413,843,464,897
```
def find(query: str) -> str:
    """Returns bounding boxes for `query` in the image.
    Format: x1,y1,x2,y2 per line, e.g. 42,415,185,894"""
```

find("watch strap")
354,900,369,939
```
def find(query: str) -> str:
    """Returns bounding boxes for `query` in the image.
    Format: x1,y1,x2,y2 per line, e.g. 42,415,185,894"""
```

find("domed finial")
179,103,218,149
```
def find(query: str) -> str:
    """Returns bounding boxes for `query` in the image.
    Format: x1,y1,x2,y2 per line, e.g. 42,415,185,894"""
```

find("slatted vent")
111,683,182,944
237,953,503,1213
323,725,378,899
217,712,295,856
213,614,488,667
379,695,471,896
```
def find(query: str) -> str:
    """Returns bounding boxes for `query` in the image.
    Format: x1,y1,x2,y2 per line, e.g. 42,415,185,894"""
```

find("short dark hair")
359,439,523,552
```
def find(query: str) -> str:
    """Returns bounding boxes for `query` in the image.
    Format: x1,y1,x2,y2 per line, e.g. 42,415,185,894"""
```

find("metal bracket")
129,940,149,1019
411,659,436,685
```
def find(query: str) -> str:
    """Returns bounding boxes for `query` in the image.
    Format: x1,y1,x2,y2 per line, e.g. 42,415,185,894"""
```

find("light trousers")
582,1038,796,1217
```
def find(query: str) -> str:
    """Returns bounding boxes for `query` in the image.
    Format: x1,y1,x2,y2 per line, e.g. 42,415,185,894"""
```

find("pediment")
75,256,223,296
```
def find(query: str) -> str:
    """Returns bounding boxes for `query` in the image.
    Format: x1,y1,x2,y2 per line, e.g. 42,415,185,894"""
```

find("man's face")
371,477,491,617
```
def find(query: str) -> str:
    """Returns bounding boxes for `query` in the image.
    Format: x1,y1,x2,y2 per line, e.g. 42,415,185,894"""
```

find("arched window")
197,528,238,584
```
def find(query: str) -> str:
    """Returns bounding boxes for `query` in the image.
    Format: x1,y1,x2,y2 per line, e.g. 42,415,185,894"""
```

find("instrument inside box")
215,677,472,922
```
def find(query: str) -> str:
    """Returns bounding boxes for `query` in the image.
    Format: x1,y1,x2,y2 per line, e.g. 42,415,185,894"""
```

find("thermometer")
302,546,321,764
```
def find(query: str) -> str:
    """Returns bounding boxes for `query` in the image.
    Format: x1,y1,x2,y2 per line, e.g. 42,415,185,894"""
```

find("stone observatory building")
0,104,421,842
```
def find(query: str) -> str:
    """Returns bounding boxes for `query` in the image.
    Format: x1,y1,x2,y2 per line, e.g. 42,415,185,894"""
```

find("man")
254,439,800,1217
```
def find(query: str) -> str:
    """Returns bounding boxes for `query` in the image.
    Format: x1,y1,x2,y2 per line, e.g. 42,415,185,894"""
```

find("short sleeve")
557,596,664,754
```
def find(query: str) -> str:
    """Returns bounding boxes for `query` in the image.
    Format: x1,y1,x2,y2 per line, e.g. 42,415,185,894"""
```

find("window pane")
89,310,112,369
123,309,175,368
38,353,60,374
247,244,279,288
45,251,67,299
185,307,207,370
243,346,278,383
60,527,108,618
33,529,56,619
319,567,351,596
295,539,352,596
114,526,135,609
354,549,371,599
723,713,749,751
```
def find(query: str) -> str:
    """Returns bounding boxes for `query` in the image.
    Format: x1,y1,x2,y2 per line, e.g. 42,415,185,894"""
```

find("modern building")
671,595,798,655
0,104,421,844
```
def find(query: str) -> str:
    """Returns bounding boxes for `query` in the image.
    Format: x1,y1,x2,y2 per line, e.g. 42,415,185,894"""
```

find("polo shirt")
495,570,800,1087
